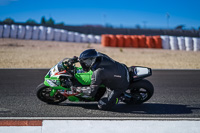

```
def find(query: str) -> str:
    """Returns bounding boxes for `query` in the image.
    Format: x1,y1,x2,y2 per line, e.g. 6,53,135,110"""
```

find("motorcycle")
36,57,154,105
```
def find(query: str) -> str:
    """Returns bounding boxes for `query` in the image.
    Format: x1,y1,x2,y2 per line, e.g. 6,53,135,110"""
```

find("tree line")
1,16,65,26
1,17,200,30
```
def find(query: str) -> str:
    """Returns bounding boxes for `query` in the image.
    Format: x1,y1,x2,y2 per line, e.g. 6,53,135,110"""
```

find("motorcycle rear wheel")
36,83,67,104
123,79,154,104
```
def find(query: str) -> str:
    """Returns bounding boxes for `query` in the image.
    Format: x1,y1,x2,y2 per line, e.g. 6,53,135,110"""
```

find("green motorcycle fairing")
44,67,93,89
43,59,94,101
74,67,93,85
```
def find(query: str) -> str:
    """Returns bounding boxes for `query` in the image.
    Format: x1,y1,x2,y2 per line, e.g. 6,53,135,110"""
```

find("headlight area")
46,79,57,87
48,71,51,77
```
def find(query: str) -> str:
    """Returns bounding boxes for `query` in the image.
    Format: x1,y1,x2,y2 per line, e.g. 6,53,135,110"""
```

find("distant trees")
40,16,46,25
40,16,60,26
175,25,185,30
1,16,65,28
56,22,65,26
135,24,141,29
3,18,14,23
26,19,37,24
45,18,55,26
105,23,113,28
1,16,199,31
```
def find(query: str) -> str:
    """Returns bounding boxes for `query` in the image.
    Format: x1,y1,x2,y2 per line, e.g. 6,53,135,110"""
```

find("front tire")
123,79,154,104
36,83,67,104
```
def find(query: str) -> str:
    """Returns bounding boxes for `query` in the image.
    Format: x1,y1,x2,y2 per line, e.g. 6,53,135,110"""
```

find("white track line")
1,117,200,121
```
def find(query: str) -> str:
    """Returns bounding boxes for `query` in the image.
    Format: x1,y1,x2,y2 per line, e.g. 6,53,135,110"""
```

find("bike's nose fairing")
44,62,67,90
48,61,66,77
46,79,58,87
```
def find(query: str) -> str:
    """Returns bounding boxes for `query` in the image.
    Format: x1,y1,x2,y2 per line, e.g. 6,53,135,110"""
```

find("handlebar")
68,56,79,64
63,56,79,67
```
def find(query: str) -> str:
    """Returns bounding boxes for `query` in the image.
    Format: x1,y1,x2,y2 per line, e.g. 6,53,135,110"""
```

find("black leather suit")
90,53,130,110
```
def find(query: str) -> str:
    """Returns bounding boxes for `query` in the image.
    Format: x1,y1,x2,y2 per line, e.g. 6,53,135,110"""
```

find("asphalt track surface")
0,69,200,119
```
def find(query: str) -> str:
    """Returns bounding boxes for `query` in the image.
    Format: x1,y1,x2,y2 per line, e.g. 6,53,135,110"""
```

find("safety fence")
1,24,200,51
0,24,101,43
101,34,200,51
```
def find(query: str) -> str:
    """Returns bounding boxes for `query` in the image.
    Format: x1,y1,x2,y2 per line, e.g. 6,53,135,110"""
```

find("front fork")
50,88,57,97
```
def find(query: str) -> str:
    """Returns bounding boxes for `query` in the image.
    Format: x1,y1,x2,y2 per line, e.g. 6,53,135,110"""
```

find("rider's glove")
69,56,78,64
73,56,79,62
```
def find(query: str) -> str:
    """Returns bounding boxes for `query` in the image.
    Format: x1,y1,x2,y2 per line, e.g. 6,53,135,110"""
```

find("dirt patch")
0,38,200,69
1,43,24,47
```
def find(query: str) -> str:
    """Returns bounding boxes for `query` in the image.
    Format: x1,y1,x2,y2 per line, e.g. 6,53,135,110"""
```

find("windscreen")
49,58,69,77
57,61,66,72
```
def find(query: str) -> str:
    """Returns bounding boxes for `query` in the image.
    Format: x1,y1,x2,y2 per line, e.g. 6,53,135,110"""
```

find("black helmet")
79,49,98,71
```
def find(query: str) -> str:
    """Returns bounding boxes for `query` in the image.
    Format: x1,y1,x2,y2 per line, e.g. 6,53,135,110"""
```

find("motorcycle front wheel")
36,83,67,104
123,79,154,104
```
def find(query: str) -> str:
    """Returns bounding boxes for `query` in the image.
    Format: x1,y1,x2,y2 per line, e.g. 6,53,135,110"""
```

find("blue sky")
0,0,200,29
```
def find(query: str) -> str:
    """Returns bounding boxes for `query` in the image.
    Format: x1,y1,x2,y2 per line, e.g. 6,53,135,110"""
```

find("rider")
78,49,130,110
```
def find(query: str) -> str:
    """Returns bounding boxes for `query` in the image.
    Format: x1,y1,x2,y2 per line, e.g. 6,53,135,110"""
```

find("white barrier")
25,25,33,40
67,31,74,42
169,36,179,50
61,30,68,41
88,34,95,43
32,26,39,40
3,25,10,38
81,34,88,43
10,25,18,39
162,35,199,52
0,25,3,38
94,35,101,43
17,25,25,39
193,37,200,51
160,36,170,49
74,32,81,42
54,29,61,41
185,37,193,51
46,27,54,41
3,24,199,49
177,37,186,50
0,24,101,44
39,26,46,40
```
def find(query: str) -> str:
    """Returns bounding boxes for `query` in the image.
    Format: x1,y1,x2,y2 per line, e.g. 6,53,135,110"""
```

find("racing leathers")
83,53,130,110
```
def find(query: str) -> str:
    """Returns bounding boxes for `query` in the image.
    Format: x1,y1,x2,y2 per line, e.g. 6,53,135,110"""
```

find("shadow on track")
113,103,199,114
58,102,200,114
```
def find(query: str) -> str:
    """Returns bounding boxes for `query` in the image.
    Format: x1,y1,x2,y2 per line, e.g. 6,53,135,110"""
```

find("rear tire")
36,83,67,104
123,79,154,104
